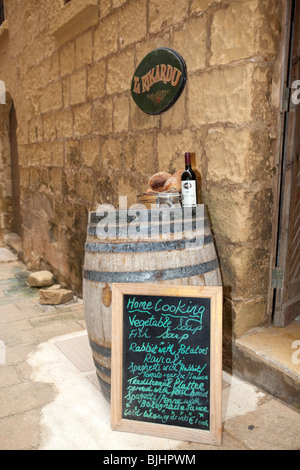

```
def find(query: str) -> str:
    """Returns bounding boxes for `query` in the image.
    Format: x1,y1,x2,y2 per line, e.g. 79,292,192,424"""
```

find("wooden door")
273,0,300,326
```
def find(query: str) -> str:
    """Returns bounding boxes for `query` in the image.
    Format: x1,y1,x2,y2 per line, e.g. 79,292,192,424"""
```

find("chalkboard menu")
111,284,222,445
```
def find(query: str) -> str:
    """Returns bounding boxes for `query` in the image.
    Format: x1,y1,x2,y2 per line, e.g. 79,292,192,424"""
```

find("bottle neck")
184,153,191,168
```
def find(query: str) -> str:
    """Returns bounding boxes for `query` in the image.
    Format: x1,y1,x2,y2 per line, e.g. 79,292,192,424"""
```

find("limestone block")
206,128,250,183
65,139,81,169
50,0,98,46
211,0,280,65
40,141,64,167
75,31,93,69
49,167,63,194
107,49,135,95
60,41,75,77
82,136,100,167
77,170,94,202
205,128,274,185
87,61,106,100
62,77,71,108
113,94,130,133
40,82,63,114
39,288,74,305
216,241,271,299
91,98,113,135
43,113,56,141
44,53,60,84
70,69,87,106
149,0,188,34
157,129,198,173
101,137,123,172
130,104,160,131
133,134,157,175
233,300,267,337
191,0,220,14
160,93,186,130
189,64,253,125
94,12,118,62
173,16,206,72
74,103,91,137
112,0,126,7
55,108,73,139
47,284,61,290
28,271,55,287
119,0,146,48
204,186,272,244
28,118,38,144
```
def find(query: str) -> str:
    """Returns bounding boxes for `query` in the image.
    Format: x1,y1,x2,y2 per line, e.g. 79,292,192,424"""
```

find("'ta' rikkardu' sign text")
131,47,186,115
111,284,223,445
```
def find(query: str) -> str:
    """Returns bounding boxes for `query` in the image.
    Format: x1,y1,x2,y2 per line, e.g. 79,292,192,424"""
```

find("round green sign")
131,47,187,115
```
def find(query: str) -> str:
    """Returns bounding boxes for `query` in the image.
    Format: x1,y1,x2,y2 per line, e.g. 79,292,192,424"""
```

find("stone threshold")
233,321,300,412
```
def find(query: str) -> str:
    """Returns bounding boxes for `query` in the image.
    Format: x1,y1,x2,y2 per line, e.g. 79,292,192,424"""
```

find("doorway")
9,103,22,237
273,0,300,327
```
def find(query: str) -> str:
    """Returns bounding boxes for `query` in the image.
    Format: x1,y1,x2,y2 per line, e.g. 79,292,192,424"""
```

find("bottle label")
181,181,197,206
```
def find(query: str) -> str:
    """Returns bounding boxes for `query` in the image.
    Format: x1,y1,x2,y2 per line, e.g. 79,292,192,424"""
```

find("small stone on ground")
28,271,55,287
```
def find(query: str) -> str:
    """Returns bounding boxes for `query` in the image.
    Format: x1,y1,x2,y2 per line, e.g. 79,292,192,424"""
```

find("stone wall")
0,0,283,341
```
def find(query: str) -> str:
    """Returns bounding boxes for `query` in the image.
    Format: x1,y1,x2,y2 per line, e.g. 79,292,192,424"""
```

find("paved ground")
0,247,299,451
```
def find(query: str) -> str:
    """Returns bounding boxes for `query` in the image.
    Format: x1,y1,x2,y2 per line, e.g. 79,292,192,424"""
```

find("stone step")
233,322,300,412
3,232,23,258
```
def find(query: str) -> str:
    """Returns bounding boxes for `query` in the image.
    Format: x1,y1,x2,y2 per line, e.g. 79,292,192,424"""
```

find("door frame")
267,0,300,326
9,102,22,237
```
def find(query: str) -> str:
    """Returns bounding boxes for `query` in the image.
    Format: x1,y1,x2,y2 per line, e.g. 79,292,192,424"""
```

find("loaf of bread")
162,171,182,192
148,172,172,192
173,169,183,178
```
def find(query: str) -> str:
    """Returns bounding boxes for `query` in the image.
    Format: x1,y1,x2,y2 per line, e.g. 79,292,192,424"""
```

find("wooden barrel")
83,205,222,402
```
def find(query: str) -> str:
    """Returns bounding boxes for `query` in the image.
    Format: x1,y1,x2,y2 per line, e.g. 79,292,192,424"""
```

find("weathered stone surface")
119,0,146,48
59,41,75,77
205,127,274,185
0,0,283,340
47,284,61,291
39,288,74,305
173,15,206,72
204,186,273,244
234,300,267,337
94,12,119,61
148,0,188,34
28,271,55,287
75,30,93,69
225,399,300,450
113,94,130,133
0,247,18,263
87,60,106,100
107,49,134,94
189,64,253,125
70,68,87,106
0,409,42,450
211,0,281,65
0,381,55,419
191,0,221,14
216,241,271,301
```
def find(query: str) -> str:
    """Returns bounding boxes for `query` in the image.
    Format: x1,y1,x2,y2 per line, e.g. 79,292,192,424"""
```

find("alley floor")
0,246,299,451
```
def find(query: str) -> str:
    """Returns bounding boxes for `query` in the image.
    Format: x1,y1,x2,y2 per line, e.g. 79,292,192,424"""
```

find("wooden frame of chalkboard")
111,283,223,445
